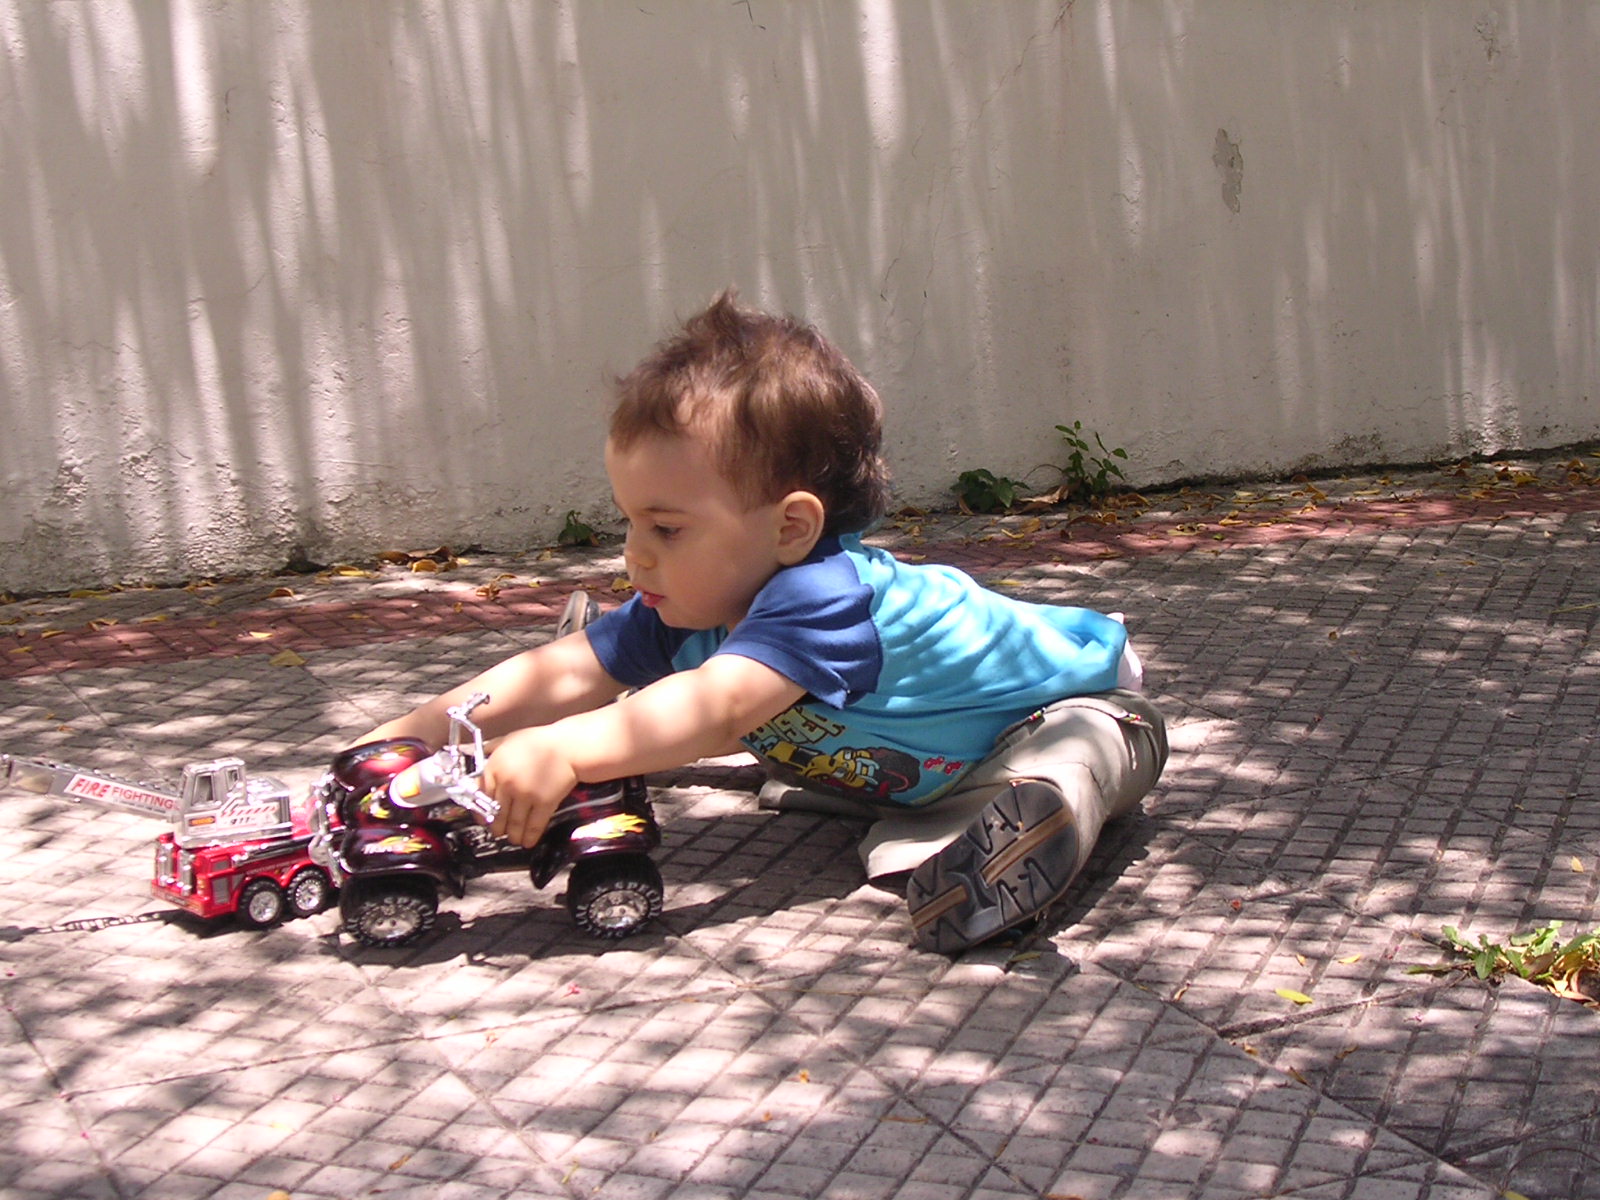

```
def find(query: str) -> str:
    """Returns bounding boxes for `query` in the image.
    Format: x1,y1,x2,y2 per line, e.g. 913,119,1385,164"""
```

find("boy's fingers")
484,779,548,847
503,802,543,847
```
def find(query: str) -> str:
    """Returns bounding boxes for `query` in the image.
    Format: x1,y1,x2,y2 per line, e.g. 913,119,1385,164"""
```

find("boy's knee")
990,689,1167,815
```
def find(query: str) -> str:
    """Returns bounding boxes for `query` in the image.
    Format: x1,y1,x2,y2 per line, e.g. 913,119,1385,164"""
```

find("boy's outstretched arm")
484,654,804,847
358,630,629,750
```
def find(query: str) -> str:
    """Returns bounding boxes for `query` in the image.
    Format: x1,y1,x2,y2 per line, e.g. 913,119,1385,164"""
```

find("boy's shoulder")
755,533,959,626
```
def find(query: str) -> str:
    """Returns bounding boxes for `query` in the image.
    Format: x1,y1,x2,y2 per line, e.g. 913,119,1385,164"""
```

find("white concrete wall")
2,0,1596,592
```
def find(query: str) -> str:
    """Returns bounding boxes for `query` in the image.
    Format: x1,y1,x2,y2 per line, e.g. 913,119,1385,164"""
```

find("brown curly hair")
609,290,891,536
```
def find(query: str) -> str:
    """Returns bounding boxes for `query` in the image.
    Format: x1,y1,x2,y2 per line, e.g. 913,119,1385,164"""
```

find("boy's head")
609,290,890,537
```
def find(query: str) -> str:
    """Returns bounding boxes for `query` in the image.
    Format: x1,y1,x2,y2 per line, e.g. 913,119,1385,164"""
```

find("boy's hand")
481,727,579,847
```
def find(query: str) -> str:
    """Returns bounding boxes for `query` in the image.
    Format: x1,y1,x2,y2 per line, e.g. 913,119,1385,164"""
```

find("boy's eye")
653,525,681,541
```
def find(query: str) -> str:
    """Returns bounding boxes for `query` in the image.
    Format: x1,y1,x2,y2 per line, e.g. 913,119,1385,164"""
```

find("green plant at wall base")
954,468,1025,514
1055,420,1129,502
557,509,598,547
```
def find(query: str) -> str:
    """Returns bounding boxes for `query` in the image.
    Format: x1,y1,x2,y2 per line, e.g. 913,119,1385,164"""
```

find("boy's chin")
660,613,723,632
655,605,731,632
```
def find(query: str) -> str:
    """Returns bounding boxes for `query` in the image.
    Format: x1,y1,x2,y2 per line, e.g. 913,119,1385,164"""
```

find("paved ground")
2,454,1598,1200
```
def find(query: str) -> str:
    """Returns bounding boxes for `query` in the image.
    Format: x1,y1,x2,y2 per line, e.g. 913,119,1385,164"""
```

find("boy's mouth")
636,589,664,609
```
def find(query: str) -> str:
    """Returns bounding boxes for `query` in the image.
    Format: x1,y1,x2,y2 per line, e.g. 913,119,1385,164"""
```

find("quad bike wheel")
236,877,287,929
286,867,334,919
566,855,664,939
342,877,439,948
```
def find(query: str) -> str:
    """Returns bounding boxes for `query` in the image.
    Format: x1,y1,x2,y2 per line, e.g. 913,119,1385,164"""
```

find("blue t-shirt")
585,534,1126,807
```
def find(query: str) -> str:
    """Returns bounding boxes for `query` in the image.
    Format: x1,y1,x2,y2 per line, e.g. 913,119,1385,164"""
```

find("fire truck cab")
150,757,333,927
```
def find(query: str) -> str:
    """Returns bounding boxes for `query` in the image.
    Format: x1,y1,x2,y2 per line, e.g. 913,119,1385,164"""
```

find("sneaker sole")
906,779,1082,954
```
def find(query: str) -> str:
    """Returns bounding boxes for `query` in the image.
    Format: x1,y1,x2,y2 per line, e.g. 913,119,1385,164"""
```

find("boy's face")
605,431,794,630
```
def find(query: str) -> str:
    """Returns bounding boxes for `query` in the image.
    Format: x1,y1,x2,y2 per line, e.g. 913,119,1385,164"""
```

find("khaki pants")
759,689,1168,881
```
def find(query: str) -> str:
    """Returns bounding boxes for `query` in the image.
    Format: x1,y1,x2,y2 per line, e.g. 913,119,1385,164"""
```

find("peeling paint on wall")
1212,128,1243,214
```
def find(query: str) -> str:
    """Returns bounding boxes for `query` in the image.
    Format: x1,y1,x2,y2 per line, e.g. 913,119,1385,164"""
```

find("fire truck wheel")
566,855,664,939
286,868,334,919
237,878,288,929
342,878,438,949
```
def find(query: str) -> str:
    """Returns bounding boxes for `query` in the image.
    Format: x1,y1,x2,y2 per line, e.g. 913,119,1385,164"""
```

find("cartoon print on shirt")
746,704,922,801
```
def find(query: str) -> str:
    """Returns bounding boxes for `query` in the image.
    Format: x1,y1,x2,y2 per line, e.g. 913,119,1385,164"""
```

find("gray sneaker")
905,778,1082,954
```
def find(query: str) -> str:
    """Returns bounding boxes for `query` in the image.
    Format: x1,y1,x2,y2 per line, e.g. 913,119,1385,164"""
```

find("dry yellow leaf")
1573,857,1586,873
410,559,440,573
1275,988,1314,1005
247,631,274,640
1339,954,1362,964
611,577,634,593
268,649,306,668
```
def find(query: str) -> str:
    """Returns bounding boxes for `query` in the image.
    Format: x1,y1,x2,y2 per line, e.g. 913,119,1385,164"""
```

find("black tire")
237,878,287,929
342,877,439,949
286,867,334,919
566,856,663,939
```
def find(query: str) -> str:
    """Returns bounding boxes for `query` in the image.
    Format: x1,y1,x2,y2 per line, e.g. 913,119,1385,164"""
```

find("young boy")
363,291,1166,953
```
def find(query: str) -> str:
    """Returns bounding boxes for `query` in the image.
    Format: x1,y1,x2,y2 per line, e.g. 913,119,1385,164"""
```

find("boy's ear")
774,490,826,564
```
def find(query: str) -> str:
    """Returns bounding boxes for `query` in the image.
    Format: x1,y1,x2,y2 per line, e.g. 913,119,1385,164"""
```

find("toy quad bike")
307,597,665,949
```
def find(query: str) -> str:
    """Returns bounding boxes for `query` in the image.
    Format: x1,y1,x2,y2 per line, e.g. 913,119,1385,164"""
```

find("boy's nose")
623,528,652,570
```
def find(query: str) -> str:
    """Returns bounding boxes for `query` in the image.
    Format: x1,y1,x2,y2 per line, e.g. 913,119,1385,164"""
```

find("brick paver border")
5,483,1597,681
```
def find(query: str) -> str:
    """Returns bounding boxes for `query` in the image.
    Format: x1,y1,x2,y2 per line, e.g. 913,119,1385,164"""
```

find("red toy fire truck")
1,751,332,928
